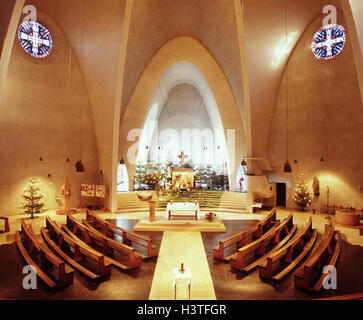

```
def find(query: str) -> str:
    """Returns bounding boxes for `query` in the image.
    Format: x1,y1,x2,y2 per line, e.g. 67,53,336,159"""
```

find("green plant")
293,174,312,211
21,177,45,219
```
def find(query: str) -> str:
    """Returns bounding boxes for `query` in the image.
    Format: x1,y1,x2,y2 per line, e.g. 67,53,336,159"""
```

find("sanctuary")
0,0,362,304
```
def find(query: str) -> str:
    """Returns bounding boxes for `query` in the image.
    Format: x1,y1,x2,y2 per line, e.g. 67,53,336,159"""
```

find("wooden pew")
62,224,129,271
259,216,318,281
66,213,142,270
294,221,341,292
0,217,10,233
85,210,158,259
213,208,279,261
230,213,296,272
16,219,74,288
42,216,111,279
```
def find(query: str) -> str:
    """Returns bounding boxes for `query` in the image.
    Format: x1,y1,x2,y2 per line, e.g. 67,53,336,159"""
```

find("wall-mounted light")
294,160,298,164
120,158,125,165
66,158,70,163
320,156,324,162
39,157,43,161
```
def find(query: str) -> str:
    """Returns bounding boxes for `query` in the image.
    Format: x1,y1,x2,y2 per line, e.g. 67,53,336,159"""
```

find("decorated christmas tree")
21,177,45,219
134,154,167,190
293,174,312,211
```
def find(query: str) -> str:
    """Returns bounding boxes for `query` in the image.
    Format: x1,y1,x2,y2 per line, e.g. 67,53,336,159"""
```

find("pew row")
16,218,74,288
213,208,279,261
42,216,111,279
259,217,318,281
294,221,341,292
85,210,158,259
62,224,129,271
66,213,142,270
230,213,296,272
0,217,10,233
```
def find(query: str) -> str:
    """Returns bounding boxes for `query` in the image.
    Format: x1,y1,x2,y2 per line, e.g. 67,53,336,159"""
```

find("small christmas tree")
293,174,312,211
21,177,45,219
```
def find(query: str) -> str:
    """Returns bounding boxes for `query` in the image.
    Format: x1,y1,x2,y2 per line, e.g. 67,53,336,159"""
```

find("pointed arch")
119,36,245,193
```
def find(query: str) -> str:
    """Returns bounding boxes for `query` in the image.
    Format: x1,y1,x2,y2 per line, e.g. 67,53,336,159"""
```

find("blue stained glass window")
311,24,346,60
17,21,53,58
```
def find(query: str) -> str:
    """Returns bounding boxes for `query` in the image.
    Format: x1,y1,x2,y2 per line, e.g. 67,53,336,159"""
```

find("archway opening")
133,62,230,191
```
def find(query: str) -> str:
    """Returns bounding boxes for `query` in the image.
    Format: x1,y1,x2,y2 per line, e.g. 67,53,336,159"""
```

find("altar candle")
180,263,184,272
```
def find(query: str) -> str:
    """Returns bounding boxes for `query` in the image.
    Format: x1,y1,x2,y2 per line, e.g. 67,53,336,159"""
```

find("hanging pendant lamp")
75,160,85,172
283,0,292,173
284,160,292,173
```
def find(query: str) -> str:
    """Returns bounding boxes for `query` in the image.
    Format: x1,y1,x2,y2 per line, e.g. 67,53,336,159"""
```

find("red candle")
180,263,184,272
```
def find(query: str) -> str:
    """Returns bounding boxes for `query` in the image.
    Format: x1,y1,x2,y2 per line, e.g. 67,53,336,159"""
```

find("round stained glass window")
311,24,346,60
17,21,53,58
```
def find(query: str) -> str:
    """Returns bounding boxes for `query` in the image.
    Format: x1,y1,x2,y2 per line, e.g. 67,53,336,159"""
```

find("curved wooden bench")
0,217,10,233
86,210,158,259
259,216,317,281
16,219,74,288
230,213,295,272
213,208,279,261
66,213,141,270
62,224,128,271
294,221,341,292
42,216,111,279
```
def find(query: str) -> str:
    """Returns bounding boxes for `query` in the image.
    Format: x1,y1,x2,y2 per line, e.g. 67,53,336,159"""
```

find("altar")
166,202,200,220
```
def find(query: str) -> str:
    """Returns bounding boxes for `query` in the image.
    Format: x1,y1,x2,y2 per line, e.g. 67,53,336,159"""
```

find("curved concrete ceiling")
242,0,343,158
122,0,244,123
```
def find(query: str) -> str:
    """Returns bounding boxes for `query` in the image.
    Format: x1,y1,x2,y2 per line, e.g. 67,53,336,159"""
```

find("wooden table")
335,209,361,226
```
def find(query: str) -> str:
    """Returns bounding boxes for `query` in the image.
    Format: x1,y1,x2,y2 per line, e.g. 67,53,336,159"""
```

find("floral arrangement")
205,212,216,222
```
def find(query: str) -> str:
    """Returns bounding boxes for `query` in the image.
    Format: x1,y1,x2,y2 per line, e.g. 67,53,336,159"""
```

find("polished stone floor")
0,209,362,300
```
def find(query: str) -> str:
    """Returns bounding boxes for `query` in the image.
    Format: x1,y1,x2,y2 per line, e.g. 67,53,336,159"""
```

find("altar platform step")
117,191,248,211
133,218,226,233
115,207,249,214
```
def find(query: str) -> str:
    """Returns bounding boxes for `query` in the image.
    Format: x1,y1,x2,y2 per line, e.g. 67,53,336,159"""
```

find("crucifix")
178,151,189,164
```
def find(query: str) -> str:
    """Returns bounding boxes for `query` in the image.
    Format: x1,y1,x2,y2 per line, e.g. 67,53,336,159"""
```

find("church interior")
0,0,362,301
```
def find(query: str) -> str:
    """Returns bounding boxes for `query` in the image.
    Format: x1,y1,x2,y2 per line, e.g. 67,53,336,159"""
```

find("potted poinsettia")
205,212,216,222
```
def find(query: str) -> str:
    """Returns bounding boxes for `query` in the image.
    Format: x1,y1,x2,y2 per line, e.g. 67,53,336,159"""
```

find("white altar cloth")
173,268,191,300
165,202,200,220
